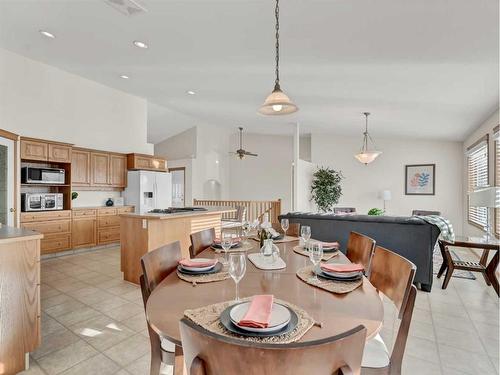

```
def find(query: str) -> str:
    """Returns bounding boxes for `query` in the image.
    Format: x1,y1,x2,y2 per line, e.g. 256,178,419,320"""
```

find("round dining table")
146,238,384,375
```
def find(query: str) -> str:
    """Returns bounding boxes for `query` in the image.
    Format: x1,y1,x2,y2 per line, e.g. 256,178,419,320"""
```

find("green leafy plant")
71,192,78,200
310,167,344,212
368,208,384,216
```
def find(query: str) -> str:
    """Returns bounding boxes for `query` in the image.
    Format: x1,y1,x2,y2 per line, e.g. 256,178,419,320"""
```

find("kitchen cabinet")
20,138,72,163
91,152,110,186
48,144,72,163
127,153,167,172
72,211,97,249
71,149,91,186
110,154,127,187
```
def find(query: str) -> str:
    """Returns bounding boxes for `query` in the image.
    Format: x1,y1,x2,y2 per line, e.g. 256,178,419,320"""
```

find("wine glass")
300,225,311,249
309,242,323,282
241,221,250,244
280,218,289,238
228,252,247,301
221,234,233,265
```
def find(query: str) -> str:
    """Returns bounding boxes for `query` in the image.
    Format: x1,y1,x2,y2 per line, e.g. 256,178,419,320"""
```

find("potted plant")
310,167,344,212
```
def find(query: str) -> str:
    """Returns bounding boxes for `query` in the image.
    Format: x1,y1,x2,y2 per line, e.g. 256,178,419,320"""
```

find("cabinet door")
91,152,110,186
71,219,96,248
110,154,127,187
151,158,167,171
135,156,152,169
20,140,48,161
71,150,91,186
48,144,72,163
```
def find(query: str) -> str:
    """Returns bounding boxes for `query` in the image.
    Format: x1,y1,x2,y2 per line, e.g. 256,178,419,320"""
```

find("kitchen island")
120,207,234,284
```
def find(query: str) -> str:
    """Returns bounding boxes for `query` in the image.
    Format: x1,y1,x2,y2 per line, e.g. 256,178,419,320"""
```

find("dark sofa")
279,212,440,292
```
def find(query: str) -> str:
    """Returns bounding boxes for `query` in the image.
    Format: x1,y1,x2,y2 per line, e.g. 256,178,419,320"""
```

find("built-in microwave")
21,167,65,185
21,193,64,212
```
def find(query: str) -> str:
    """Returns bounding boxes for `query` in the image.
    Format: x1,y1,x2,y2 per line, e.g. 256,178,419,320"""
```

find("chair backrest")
141,241,182,292
334,207,356,214
235,206,247,222
179,318,367,375
412,210,441,216
190,228,216,258
346,232,376,274
271,222,301,237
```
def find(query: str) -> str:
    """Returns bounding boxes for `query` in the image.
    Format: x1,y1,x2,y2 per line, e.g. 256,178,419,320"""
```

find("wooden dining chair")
140,241,183,375
180,317,367,375
346,232,376,275
362,246,417,375
190,228,216,258
271,222,301,237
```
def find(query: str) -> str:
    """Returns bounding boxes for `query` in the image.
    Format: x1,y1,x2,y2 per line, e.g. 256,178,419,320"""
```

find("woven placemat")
293,246,339,261
251,236,299,244
184,297,314,344
296,266,363,294
177,265,230,284
211,242,255,253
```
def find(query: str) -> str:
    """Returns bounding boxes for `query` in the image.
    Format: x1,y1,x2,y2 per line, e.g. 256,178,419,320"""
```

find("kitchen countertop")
120,206,235,220
72,205,134,210
0,225,44,245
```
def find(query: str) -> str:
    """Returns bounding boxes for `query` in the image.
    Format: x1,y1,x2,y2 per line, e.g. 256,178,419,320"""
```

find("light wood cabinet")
71,149,91,186
110,154,127,187
91,152,110,186
127,153,167,171
20,139,48,161
48,144,72,163
20,211,72,255
72,216,97,249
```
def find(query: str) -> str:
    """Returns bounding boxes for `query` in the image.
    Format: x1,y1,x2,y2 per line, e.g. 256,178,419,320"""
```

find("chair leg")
437,261,447,278
442,266,454,289
479,250,491,286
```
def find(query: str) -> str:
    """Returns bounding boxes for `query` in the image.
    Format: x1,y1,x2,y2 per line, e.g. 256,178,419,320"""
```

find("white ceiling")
0,0,497,143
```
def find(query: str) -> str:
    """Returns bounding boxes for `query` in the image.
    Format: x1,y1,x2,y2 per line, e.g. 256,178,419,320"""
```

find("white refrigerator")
123,170,172,213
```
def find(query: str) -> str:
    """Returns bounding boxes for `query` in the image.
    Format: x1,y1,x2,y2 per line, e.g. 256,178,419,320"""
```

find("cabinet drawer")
98,215,120,228
98,208,117,216
72,209,97,218
116,206,134,214
98,227,121,244
22,220,70,235
21,210,71,223
41,234,71,254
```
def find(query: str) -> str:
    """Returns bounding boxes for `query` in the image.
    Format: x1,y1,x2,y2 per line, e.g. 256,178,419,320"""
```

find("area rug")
433,250,476,280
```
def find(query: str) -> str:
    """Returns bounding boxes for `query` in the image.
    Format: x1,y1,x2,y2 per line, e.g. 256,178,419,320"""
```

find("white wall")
311,133,464,231
462,109,499,236
0,48,152,154
296,159,317,212
154,127,197,160
229,133,293,213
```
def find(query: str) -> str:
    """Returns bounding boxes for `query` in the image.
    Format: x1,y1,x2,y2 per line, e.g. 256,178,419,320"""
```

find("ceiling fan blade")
244,152,258,157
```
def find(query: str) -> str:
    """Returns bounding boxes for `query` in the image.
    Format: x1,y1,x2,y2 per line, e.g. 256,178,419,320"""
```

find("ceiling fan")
231,127,258,159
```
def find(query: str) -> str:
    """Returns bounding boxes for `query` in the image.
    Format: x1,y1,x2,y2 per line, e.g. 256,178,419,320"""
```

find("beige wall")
462,109,499,236
311,133,464,231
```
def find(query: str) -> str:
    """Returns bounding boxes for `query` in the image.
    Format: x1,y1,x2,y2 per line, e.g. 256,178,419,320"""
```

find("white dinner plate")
180,258,217,272
320,269,362,278
229,302,291,333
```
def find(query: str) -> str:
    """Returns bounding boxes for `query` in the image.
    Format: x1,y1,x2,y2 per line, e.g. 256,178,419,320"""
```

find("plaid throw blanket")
415,215,455,241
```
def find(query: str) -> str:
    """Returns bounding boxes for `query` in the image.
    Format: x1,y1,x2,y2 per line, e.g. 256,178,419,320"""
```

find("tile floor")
21,246,498,375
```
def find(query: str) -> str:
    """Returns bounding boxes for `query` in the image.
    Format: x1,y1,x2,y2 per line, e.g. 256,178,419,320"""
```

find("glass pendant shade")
258,86,298,115
354,151,382,165
355,112,381,165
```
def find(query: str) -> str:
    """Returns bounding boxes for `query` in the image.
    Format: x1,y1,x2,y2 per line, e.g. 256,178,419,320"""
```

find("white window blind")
494,125,499,236
467,135,489,228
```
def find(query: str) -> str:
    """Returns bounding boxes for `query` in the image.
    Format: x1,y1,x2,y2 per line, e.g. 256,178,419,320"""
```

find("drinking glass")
280,218,289,237
228,252,247,301
309,242,323,282
241,221,250,244
221,234,233,265
300,225,311,249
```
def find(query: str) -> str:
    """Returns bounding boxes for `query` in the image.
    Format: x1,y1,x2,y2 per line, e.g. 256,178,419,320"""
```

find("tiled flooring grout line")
428,282,450,375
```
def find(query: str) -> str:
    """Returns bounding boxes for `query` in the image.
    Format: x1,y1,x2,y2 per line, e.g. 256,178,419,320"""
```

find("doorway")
170,167,185,207
0,130,18,226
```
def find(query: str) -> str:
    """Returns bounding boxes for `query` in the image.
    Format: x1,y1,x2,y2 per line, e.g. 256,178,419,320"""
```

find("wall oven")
21,193,64,212
21,167,65,185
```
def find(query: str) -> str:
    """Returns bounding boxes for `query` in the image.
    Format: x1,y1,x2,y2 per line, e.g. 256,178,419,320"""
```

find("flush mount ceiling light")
258,0,298,116
119,75,130,79
186,90,196,95
39,30,55,39
133,40,148,49
354,112,382,165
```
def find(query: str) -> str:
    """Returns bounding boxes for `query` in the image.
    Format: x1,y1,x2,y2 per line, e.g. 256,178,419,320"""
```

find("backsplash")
71,191,122,207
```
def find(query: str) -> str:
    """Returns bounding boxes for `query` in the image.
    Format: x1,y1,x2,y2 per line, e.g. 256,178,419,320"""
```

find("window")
494,125,499,236
467,135,489,228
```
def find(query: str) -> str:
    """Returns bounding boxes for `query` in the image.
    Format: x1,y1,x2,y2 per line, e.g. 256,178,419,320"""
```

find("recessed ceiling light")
120,75,130,79
39,30,55,39
133,40,148,49
186,90,196,95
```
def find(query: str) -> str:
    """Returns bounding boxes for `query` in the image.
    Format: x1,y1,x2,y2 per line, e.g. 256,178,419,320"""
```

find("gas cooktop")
149,207,208,214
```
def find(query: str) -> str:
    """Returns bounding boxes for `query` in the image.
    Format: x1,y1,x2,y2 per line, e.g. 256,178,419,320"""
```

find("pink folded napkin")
320,263,364,273
238,295,274,328
213,237,241,244
319,241,339,249
179,258,218,268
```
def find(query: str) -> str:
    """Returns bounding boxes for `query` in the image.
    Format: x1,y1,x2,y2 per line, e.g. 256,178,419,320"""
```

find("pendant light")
258,0,298,115
354,112,382,165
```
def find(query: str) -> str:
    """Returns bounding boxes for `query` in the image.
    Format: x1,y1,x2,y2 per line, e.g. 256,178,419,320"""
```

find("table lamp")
379,190,392,213
468,187,499,238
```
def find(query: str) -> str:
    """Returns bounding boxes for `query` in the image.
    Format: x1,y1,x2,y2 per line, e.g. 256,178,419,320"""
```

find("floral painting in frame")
405,164,435,195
